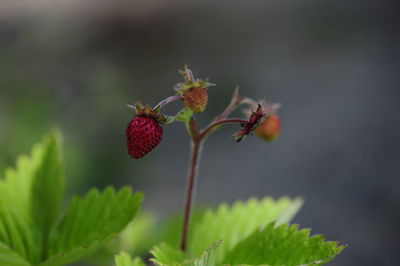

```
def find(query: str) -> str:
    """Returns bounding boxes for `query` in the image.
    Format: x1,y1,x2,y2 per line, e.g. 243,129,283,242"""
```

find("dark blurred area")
0,1,399,265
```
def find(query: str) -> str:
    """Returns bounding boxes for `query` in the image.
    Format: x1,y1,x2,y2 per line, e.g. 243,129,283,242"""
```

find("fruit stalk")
200,118,248,139
180,139,202,251
156,95,183,109
179,117,247,251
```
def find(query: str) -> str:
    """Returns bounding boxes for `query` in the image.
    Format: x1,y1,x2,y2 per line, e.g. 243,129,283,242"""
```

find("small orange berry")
255,114,281,141
183,87,208,113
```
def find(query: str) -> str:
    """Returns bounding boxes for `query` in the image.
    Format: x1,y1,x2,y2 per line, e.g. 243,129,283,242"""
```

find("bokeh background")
1,1,399,265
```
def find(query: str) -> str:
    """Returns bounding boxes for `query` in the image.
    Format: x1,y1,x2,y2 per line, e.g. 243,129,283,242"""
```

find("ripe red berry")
126,116,163,159
183,87,208,113
255,114,281,141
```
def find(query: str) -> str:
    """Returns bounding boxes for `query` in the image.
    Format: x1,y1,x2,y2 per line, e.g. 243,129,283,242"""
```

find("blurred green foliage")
0,133,142,265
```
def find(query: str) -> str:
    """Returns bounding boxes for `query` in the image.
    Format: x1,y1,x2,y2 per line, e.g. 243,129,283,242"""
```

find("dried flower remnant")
234,104,266,142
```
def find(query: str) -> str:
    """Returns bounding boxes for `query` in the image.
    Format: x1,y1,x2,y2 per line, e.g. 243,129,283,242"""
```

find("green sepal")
176,108,193,124
163,116,176,125
175,80,215,95
134,101,143,112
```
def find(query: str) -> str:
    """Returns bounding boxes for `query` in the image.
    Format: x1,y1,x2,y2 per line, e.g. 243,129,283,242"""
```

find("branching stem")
179,116,247,251
200,118,248,140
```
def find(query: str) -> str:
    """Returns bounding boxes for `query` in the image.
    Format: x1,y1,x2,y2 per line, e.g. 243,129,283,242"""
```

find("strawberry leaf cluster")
113,197,343,266
0,133,345,266
0,133,142,265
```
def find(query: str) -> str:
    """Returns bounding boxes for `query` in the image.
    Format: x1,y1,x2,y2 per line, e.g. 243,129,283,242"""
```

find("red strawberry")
126,115,163,159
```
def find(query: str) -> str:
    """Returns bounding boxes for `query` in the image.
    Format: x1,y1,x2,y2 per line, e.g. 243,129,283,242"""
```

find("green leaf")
151,241,221,266
114,251,145,266
0,132,64,264
0,241,30,266
176,108,193,124
189,240,221,266
118,211,157,256
1,133,143,266
150,243,186,265
0,200,36,264
152,208,206,249
87,212,157,263
116,209,206,259
31,133,64,259
188,197,303,263
224,223,345,266
41,187,143,266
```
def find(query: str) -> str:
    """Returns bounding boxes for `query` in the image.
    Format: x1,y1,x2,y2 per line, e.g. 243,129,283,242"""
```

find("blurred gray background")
0,0,399,265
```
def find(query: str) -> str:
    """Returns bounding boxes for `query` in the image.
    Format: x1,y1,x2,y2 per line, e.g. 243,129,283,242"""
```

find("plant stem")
179,116,247,251
156,95,183,109
212,88,243,122
180,139,202,251
200,118,248,139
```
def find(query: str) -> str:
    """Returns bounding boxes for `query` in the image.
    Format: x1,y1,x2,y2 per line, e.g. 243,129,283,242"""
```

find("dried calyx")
239,101,281,142
129,101,168,124
234,104,266,142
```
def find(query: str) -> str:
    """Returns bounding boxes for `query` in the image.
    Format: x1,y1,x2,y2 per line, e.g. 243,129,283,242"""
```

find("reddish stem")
179,90,253,251
157,95,183,109
180,140,202,251
200,118,248,139
179,117,247,251
212,88,243,122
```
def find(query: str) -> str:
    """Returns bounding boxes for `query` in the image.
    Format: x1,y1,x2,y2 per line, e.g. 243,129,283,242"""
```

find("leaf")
189,240,221,266
0,200,36,264
0,241,31,266
150,243,186,266
41,187,143,265
1,133,143,266
87,212,157,263
116,208,206,259
188,197,303,263
114,251,145,266
118,212,157,256
0,132,64,264
223,223,345,266
176,108,193,124
150,241,221,266
152,208,206,249
31,133,64,259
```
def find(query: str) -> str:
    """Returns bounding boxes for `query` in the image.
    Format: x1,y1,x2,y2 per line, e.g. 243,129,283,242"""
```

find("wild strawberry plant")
120,66,344,265
0,66,344,266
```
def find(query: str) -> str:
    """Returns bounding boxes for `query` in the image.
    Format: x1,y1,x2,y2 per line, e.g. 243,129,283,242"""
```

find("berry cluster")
125,65,282,251
125,66,281,159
